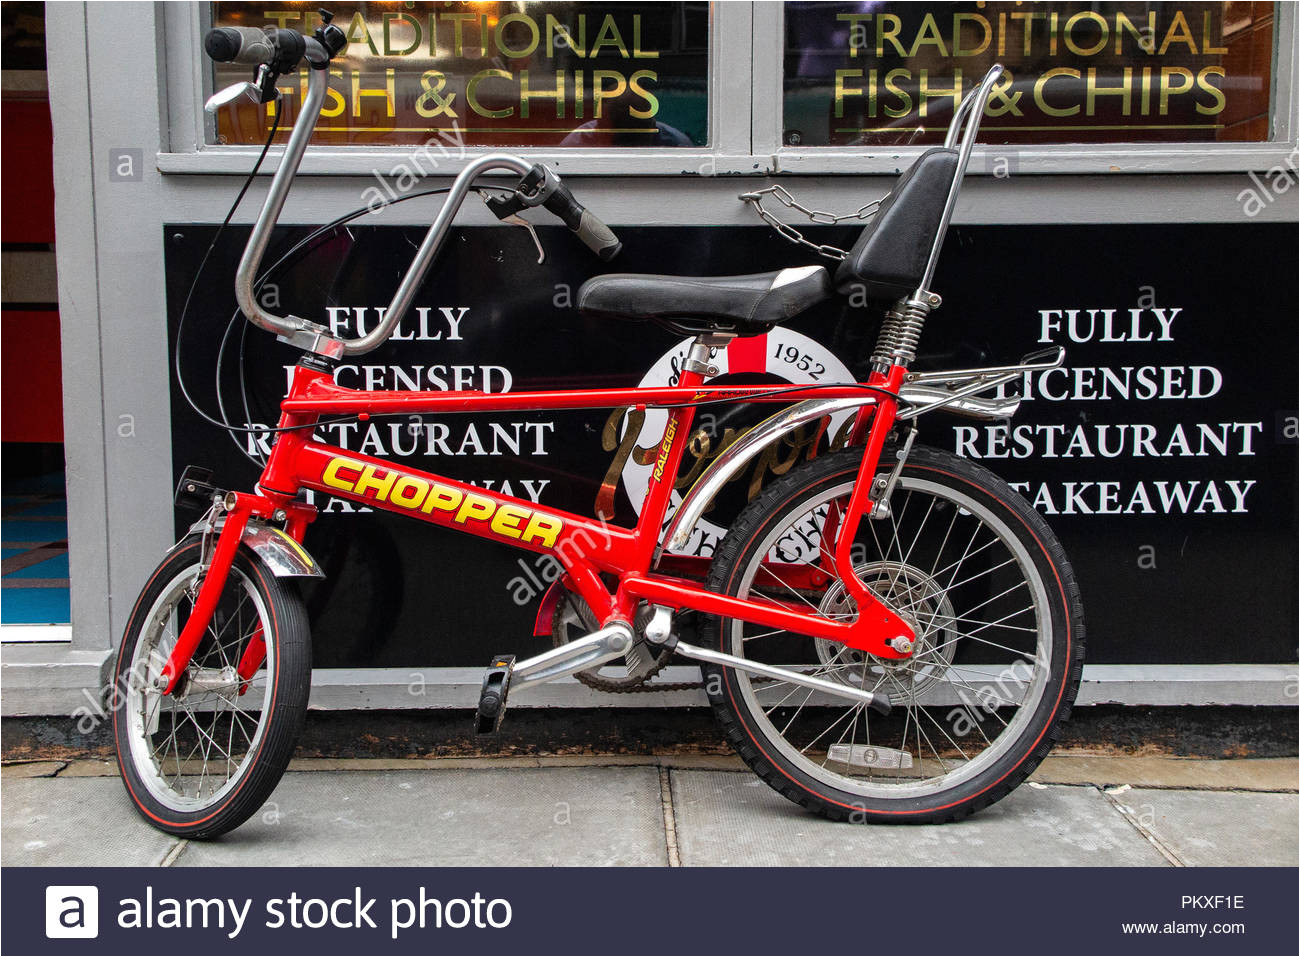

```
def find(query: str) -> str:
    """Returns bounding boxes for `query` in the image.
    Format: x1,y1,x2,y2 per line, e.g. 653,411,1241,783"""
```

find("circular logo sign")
619,329,854,556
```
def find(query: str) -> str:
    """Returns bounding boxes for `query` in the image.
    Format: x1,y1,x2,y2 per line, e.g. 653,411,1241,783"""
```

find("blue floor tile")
0,520,68,542
0,587,71,624
8,500,67,518
5,553,69,579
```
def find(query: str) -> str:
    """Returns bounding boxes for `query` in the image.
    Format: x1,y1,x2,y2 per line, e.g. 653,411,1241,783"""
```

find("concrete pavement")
3,755,1296,868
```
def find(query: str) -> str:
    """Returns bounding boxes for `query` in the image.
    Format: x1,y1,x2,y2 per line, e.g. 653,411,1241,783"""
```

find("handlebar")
206,23,620,358
204,26,277,65
543,181,622,261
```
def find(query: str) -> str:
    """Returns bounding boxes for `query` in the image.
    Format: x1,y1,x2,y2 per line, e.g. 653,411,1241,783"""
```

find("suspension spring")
871,297,932,369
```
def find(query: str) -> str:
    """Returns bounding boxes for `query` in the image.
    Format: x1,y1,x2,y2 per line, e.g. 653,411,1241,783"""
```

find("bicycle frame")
159,59,1014,695
159,352,911,694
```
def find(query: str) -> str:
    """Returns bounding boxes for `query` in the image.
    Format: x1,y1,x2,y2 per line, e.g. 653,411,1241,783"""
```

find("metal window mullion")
750,0,784,166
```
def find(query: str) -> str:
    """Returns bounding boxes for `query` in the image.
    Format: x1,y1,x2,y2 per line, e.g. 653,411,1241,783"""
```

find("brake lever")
502,213,546,264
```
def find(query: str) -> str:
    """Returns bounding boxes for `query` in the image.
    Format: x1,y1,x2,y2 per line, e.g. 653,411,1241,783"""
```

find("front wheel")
704,445,1085,824
111,535,311,838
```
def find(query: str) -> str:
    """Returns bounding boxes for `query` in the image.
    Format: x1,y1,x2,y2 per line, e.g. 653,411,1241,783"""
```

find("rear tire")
111,535,311,838
704,445,1085,823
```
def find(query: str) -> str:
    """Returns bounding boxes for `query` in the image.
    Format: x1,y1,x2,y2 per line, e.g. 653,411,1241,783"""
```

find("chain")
739,185,883,261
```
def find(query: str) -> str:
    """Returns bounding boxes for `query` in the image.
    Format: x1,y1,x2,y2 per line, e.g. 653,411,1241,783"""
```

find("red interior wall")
2,94,62,442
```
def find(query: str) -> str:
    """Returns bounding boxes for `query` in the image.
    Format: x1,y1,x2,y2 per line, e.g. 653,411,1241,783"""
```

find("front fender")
183,518,324,578
661,396,876,554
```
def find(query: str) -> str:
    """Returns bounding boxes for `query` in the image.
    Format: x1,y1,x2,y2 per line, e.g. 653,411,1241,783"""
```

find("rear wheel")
111,535,311,838
704,445,1084,823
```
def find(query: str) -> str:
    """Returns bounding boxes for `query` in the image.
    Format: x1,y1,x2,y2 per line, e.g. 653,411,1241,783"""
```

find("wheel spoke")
718,463,1066,809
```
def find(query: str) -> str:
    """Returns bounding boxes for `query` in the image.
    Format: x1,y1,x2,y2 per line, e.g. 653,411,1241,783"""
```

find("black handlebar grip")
204,26,276,64
542,180,622,261
573,210,622,262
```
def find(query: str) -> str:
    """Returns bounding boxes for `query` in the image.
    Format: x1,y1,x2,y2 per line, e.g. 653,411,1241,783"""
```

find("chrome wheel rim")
123,564,274,813
727,476,1053,800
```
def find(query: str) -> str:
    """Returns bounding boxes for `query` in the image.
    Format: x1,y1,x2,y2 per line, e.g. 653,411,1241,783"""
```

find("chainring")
549,591,676,693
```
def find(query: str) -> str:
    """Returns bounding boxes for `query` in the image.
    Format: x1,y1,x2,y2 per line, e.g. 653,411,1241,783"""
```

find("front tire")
111,535,311,838
704,445,1085,824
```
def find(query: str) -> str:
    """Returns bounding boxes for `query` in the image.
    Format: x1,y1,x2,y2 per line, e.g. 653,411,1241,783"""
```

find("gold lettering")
632,15,660,58
590,15,629,57
952,13,991,57
1063,12,1109,56
351,69,395,118
496,12,540,58
467,70,514,118
520,70,565,119
1159,67,1195,114
382,12,421,57
628,70,658,119
1035,68,1081,117
592,70,628,117
1158,12,1198,56
835,69,864,118
1086,67,1132,117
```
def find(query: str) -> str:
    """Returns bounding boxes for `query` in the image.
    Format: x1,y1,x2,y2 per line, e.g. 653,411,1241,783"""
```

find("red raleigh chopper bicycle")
113,20,1085,838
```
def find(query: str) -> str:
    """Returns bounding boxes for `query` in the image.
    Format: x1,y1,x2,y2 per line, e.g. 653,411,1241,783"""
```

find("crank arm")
509,622,633,691
673,639,891,715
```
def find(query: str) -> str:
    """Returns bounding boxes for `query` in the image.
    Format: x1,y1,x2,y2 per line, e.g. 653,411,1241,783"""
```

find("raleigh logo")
322,456,562,547
652,419,678,481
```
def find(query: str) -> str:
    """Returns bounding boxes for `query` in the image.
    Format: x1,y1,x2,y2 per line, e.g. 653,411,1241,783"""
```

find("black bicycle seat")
577,265,831,336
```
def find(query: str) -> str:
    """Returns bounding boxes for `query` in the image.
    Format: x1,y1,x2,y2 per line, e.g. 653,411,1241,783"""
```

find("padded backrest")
833,147,959,300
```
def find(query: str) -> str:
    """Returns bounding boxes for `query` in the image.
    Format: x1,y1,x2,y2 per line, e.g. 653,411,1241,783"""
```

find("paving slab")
1115,788,1299,867
670,771,1169,867
1034,755,1298,791
177,767,667,867
0,761,67,778
1,776,179,866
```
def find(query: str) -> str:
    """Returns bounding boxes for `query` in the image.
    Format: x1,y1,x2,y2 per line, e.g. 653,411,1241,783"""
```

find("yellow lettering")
351,69,396,118
456,493,495,525
322,458,360,491
628,70,658,119
1158,11,1198,56
390,476,428,509
354,465,396,499
521,514,563,548
422,485,463,514
491,504,528,538
1159,67,1194,114
592,70,627,118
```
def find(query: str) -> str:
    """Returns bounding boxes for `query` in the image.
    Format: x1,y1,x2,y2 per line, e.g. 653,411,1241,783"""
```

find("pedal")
475,655,515,734
174,465,225,514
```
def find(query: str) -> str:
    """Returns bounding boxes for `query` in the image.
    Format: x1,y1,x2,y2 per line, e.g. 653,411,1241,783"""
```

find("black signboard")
166,220,1297,669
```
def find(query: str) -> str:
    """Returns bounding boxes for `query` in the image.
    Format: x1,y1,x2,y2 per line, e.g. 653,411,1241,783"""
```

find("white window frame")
753,2,1299,175
158,0,753,175
159,1,1298,176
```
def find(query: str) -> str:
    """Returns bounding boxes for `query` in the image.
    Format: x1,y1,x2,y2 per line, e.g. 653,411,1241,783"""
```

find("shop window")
782,1,1277,147
210,1,710,147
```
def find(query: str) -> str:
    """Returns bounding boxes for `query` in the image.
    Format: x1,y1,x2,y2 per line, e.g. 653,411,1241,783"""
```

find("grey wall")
4,0,1295,715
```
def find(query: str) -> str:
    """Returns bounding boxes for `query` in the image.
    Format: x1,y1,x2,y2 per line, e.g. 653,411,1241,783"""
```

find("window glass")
210,1,709,147
782,2,1276,147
